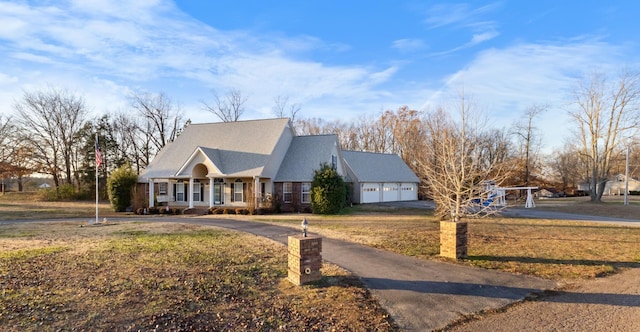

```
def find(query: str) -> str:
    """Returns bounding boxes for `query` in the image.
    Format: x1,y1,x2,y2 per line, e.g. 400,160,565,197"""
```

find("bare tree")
130,92,184,156
14,88,88,188
511,105,546,186
569,70,640,202
273,95,301,122
0,115,16,193
202,88,248,122
385,107,426,170
549,143,584,192
420,94,509,221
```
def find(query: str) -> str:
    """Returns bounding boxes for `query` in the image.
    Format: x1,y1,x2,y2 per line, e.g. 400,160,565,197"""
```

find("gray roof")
275,135,340,182
342,150,419,183
140,118,291,180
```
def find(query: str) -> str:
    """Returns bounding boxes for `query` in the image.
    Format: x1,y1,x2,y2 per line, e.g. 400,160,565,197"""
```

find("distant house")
604,174,640,195
535,188,562,198
576,174,640,195
138,118,419,211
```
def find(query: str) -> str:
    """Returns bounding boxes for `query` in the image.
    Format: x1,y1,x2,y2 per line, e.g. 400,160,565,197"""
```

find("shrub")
107,163,138,212
310,163,347,214
37,184,79,201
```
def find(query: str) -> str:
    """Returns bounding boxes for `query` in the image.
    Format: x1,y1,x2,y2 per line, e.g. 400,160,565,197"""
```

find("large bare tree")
130,92,184,156
202,88,248,122
569,70,640,202
14,88,88,188
420,95,509,221
511,105,546,186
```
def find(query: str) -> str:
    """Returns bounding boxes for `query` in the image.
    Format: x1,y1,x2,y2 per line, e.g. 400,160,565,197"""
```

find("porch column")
188,178,194,209
148,179,155,208
254,176,260,207
209,177,214,208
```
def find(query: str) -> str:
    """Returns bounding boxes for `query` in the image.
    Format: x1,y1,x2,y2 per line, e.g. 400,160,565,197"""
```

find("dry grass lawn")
252,202,640,280
2,192,640,330
0,221,396,331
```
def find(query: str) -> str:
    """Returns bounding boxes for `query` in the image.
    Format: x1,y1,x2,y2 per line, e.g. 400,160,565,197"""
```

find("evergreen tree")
311,163,346,214
107,163,138,212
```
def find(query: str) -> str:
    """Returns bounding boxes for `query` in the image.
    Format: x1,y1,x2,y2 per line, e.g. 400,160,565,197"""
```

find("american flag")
95,137,103,168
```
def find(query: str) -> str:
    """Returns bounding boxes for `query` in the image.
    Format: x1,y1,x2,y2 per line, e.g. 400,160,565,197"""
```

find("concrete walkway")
183,217,558,331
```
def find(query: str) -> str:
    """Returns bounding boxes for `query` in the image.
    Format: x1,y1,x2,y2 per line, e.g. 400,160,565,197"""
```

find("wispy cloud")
422,38,626,148
424,2,501,54
0,0,401,119
392,38,426,52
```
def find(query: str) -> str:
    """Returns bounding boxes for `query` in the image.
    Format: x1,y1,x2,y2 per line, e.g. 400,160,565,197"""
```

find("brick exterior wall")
274,182,312,213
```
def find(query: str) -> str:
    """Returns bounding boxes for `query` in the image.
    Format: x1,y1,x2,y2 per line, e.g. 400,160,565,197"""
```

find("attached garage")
343,151,420,204
400,183,418,201
382,183,399,202
361,183,381,203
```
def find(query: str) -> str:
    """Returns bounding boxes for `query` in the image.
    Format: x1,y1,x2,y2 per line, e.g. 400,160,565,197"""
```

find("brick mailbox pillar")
440,221,468,260
288,235,322,286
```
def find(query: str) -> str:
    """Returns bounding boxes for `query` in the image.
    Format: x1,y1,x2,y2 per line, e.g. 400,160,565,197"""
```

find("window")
233,179,244,202
158,182,168,195
175,181,185,201
301,183,311,203
213,179,224,205
193,180,202,202
283,182,292,203
331,155,337,170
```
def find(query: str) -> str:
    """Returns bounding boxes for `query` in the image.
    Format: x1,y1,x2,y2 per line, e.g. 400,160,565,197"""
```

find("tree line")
1,69,639,207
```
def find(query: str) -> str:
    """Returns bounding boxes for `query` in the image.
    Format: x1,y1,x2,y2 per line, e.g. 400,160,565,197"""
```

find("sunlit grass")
0,222,397,331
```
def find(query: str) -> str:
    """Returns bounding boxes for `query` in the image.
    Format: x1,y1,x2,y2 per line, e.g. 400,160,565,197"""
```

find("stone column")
288,235,322,285
440,221,468,260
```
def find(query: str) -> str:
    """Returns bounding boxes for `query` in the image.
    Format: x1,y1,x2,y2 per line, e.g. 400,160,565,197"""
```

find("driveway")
179,217,557,331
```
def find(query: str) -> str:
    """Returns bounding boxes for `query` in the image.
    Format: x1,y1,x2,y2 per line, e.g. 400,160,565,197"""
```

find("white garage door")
362,183,380,203
400,183,418,201
382,183,399,202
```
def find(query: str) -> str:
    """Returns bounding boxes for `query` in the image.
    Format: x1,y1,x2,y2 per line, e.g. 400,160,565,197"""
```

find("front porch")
146,176,272,211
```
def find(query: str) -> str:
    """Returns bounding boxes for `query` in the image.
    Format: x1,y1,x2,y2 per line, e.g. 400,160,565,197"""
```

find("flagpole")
95,133,99,224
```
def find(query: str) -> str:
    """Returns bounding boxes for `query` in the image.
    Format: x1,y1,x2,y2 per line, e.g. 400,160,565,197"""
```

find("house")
138,118,419,212
604,174,640,195
535,188,562,198
575,174,640,196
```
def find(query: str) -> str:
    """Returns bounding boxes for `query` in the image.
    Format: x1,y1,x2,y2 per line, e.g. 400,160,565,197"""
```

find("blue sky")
1,1,638,150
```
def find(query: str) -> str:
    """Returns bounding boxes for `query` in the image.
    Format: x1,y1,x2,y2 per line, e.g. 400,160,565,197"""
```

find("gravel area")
446,267,640,331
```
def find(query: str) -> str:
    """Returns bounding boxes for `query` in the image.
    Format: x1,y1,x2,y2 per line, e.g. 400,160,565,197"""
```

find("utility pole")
624,146,630,206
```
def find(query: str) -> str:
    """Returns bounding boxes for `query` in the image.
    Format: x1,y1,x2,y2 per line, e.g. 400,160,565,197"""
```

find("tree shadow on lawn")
467,255,640,269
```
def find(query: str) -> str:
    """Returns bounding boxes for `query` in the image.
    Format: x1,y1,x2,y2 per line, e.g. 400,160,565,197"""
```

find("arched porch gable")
175,146,222,177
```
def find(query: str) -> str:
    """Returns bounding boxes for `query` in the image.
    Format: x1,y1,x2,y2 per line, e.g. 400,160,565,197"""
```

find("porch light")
301,218,308,237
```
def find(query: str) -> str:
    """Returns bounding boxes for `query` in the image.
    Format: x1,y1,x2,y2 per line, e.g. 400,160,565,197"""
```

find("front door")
214,183,224,205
